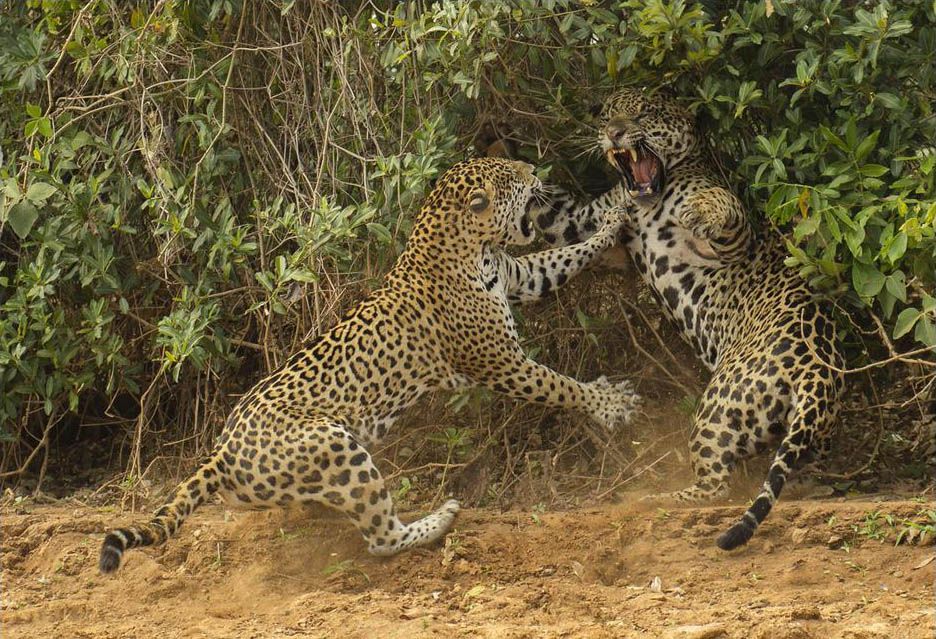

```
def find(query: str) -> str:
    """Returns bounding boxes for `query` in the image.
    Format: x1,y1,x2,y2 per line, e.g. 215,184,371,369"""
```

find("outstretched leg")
533,184,627,247
294,421,459,556
503,205,630,304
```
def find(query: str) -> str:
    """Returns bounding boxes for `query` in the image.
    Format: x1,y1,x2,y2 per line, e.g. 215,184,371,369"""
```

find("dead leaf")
650,575,662,592
912,554,934,570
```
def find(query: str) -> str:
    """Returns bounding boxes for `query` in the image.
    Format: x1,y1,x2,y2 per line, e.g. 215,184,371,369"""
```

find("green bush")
1,1,933,481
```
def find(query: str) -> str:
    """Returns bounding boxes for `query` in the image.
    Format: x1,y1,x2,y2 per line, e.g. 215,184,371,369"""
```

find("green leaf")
37,117,53,138
892,307,920,339
793,214,820,241
25,182,57,203
765,185,788,219
855,130,880,163
70,130,93,150
921,154,935,176
7,201,39,238
886,231,907,263
879,287,896,318
288,269,317,283
884,271,907,303
858,164,888,177
255,271,274,293
922,293,936,315
851,262,885,298
845,226,865,257
915,318,936,347
367,222,393,244
875,93,901,109
819,125,848,153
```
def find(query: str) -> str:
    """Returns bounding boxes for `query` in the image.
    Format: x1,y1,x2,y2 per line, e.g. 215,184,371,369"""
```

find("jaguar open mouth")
607,145,664,199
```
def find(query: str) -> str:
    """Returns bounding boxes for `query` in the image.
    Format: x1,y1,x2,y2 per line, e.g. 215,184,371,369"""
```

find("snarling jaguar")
535,89,845,550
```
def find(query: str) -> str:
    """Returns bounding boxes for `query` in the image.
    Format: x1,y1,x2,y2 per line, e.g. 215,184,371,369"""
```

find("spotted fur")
536,90,844,550
99,158,640,573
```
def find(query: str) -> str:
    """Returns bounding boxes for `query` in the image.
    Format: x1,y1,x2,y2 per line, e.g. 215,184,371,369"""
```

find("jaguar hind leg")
717,374,840,551
638,433,733,505
297,420,459,556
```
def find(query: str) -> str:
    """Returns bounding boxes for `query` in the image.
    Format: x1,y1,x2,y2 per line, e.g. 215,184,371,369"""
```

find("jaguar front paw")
588,376,642,430
596,205,632,238
680,189,731,240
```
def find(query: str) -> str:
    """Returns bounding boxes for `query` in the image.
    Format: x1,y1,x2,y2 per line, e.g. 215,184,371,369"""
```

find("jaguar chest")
623,193,733,370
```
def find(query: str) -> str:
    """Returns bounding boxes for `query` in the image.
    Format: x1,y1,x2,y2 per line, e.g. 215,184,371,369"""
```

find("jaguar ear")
653,85,678,100
468,190,491,214
588,103,602,117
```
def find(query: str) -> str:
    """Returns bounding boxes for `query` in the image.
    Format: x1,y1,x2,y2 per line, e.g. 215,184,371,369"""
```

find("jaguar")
535,89,844,550
99,157,641,573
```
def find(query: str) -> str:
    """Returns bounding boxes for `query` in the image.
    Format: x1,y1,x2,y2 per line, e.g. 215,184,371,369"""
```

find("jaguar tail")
99,454,224,574
717,372,839,550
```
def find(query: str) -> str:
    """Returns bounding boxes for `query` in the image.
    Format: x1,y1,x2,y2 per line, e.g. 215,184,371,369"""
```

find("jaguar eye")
468,192,490,213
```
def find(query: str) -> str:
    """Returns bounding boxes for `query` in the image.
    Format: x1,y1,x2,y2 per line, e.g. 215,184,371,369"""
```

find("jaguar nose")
606,123,627,143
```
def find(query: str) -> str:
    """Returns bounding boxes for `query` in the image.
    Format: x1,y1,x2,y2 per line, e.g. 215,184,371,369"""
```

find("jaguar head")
439,157,546,247
597,89,698,201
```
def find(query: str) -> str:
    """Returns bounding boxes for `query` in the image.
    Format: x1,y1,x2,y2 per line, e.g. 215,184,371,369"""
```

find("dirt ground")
2,491,934,639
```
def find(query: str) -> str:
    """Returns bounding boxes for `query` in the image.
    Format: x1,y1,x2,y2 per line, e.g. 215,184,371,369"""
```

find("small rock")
790,527,809,545
537,564,557,577
400,607,428,620
790,606,822,620
840,622,892,638
664,623,727,639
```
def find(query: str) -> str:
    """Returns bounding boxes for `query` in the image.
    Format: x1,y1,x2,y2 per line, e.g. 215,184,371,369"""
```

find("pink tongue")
632,156,656,184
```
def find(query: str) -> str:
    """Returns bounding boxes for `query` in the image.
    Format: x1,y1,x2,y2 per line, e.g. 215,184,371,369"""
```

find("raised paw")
597,205,632,236
587,376,642,431
680,189,731,240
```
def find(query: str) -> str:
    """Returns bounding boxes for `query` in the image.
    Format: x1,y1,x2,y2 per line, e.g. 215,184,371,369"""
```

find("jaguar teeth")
629,148,639,162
